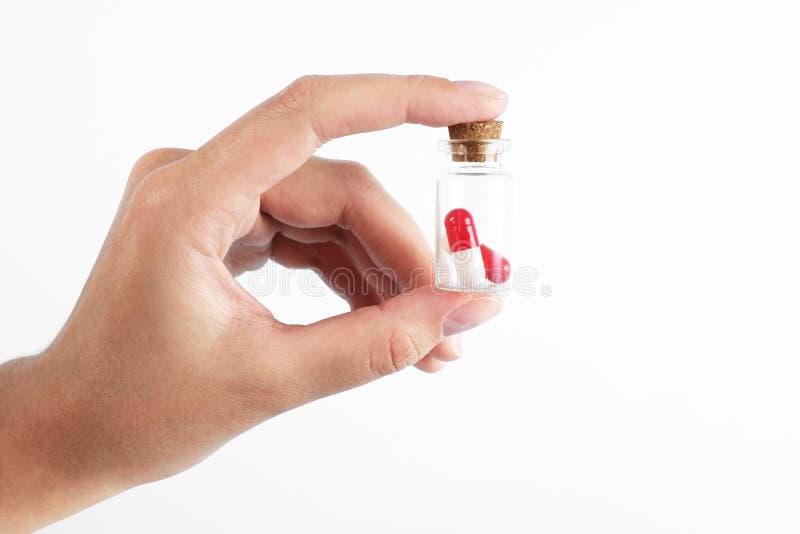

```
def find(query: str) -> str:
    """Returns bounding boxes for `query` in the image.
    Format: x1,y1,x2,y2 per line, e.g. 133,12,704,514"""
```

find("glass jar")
435,137,513,293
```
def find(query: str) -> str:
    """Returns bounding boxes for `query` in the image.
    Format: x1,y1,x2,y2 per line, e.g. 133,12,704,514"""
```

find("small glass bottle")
436,121,513,293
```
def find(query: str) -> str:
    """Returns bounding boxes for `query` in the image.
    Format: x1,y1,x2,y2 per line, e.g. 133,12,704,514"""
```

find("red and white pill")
444,208,510,287
444,208,486,289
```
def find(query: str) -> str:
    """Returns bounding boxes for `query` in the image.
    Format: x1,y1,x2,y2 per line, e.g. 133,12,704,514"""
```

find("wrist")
0,351,123,531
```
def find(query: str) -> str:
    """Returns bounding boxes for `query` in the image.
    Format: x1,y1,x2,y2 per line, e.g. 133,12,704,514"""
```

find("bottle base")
434,280,510,295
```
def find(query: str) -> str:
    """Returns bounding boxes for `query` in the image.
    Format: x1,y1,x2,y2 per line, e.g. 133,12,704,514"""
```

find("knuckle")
126,170,175,220
336,160,379,230
274,74,326,112
339,160,375,188
404,75,448,120
370,325,423,377
407,74,432,91
129,148,188,182
407,74,447,96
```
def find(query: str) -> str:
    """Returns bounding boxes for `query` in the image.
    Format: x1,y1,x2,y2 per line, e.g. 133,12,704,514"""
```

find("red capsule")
480,244,511,283
444,208,480,252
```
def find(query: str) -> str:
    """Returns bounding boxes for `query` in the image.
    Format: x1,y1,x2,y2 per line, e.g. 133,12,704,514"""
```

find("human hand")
0,74,507,531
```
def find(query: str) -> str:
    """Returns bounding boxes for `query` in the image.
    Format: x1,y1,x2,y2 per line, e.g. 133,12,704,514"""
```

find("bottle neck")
441,139,510,169
449,158,505,172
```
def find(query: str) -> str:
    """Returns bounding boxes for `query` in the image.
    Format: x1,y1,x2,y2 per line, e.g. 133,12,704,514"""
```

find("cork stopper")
447,120,504,163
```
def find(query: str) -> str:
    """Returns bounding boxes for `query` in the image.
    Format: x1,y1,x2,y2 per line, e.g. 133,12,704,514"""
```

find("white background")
2,1,799,532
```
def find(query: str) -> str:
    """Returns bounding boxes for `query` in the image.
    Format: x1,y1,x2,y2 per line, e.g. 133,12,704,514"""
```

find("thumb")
278,286,502,399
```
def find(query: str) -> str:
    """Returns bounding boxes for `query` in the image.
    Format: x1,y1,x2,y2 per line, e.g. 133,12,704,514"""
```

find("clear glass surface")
435,161,513,293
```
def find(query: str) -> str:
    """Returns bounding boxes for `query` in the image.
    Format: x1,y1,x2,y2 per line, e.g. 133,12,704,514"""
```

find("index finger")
189,74,508,201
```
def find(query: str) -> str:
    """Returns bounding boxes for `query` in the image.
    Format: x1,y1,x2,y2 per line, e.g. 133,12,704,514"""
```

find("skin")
0,74,507,531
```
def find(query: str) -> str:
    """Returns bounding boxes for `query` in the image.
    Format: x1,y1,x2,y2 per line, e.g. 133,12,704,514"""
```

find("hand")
0,74,507,531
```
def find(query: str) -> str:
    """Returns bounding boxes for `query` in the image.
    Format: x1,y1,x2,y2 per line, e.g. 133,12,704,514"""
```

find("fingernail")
454,80,508,100
443,297,502,336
